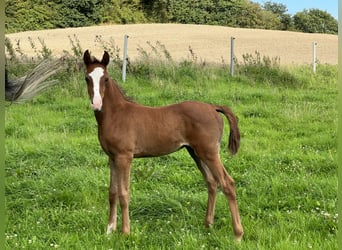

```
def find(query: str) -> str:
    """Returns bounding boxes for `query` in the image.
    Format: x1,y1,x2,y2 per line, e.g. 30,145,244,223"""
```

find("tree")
263,1,293,30
5,0,59,32
293,9,337,34
54,0,104,28
101,0,147,24
5,0,338,34
142,0,169,22
263,1,287,15
167,0,267,28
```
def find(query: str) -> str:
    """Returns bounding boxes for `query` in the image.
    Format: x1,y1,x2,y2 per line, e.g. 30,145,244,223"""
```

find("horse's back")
130,101,224,157
167,101,225,148
171,101,224,129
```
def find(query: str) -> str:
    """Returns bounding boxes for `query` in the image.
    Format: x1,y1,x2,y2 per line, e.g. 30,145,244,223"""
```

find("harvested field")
6,23,338,65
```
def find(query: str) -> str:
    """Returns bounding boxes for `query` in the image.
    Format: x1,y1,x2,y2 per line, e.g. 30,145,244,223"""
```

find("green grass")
5,62,337,249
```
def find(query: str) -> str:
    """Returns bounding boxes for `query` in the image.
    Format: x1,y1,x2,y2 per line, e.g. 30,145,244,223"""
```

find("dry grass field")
6,23,338,65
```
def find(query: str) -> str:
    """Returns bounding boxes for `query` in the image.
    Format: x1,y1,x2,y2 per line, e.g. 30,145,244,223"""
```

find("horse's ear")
83,50,92,66
101,51,110,66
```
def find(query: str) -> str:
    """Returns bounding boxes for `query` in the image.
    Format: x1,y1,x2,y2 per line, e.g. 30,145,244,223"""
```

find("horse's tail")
6,58,65,103
215,105,240,155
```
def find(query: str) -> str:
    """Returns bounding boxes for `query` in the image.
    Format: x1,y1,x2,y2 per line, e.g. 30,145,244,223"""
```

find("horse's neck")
94,80,127,125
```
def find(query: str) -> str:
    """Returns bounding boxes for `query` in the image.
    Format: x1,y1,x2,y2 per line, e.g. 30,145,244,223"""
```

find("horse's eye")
85,76,90,83
104,77,109,84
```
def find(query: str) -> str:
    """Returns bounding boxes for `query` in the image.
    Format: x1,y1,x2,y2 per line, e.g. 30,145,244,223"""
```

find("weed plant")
5,39,337,249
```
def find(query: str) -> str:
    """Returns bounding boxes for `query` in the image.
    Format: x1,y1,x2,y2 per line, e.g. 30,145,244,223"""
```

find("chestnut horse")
83,50,243,241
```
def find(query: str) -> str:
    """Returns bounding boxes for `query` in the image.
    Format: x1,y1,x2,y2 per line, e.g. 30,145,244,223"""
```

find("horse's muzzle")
91,96,102,111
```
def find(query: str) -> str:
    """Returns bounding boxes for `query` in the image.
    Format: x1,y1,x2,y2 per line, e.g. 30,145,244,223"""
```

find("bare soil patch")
6,23,338,65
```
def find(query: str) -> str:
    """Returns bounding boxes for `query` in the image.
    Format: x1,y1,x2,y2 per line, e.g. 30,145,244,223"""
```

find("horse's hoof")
235,231,244,242
106,223,116,235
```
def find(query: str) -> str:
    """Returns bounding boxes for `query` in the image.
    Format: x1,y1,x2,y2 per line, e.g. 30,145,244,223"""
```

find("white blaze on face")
89,67,104,111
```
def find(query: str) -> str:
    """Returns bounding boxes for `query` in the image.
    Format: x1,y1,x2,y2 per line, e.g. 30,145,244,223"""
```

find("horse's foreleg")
115,154,132,235
107,158,118,234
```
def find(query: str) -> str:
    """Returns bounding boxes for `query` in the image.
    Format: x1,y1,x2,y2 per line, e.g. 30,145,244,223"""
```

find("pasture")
5,51,337,249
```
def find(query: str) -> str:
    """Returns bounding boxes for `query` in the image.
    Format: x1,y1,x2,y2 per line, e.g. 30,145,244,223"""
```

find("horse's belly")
133,140,188,158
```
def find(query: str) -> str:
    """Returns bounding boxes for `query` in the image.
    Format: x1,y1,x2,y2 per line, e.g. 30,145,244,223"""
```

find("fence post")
122,34,129,82
230,37,235,77
312,42,317,74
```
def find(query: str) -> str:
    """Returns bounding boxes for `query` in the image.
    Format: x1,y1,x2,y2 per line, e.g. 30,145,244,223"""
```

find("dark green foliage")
5,0,59,32
5,0,338,34
54,0,104,28
293,9,338,34
165,0,281,29
5,0,147,32
263,1,293,30
142,0,169,22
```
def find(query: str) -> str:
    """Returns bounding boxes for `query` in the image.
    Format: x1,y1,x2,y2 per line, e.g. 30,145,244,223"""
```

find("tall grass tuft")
235,50,300,87
27,37,52,60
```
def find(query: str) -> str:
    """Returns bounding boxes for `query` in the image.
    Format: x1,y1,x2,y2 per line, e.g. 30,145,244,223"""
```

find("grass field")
5,57,337,249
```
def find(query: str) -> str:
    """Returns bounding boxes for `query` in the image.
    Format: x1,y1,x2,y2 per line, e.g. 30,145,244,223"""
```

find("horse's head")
83,50,110,111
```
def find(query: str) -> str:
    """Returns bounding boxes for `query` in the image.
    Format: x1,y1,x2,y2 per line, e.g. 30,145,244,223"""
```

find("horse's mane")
111,78,135,103
90,57,101,64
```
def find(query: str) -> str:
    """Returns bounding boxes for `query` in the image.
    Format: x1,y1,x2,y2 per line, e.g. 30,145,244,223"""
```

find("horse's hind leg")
186,147,218,227
211,158,243,240
200,152,243,241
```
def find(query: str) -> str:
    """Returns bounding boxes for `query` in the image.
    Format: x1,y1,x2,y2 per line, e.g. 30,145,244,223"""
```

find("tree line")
5,0,338,34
